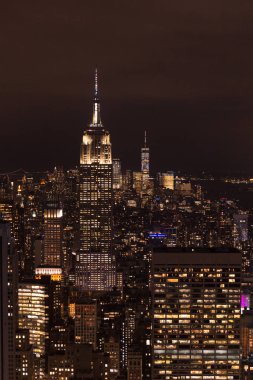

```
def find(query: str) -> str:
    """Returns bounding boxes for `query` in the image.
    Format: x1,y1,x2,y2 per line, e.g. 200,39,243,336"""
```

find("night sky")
1,1,253,174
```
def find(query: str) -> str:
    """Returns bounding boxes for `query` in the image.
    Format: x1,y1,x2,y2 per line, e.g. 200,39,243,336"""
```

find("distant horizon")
1,165,253,179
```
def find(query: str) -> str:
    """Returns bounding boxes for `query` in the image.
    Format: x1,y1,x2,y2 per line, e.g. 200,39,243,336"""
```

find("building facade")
18,281,49,379
151,247,241,380
75,299,97,348
113,158,122,190
43,198,63,267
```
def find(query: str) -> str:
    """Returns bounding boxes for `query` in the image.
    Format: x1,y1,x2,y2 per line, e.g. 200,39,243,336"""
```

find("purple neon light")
241,293,250,309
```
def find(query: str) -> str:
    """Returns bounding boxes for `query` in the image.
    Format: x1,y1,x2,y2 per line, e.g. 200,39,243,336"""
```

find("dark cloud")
1,1,253,174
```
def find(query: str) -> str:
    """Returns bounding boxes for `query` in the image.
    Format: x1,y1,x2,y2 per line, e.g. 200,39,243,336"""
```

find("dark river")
193,180,253,211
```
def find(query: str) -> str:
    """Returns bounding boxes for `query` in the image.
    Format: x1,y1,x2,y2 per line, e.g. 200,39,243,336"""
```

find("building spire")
92,67,102,126
144,130,147,148
94,67,98,97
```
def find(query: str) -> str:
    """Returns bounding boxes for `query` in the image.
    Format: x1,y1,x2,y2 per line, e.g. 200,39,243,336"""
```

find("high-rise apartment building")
0,221,17,380
151,247,241,380
77,70,116,291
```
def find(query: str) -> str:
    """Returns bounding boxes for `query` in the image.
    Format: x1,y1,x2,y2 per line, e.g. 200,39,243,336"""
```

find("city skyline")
1,3,253,379
0,72,252,379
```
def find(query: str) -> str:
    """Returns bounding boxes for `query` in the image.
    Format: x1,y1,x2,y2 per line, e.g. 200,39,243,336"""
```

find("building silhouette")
0,221,17,380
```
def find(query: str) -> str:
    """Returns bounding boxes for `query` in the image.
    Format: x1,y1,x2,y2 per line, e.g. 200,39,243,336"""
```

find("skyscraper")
77,69,116,291
43,198,63,267
141,130,150,196
151,247,241,380
0,181,13,227
0,221,17,380
233,212,248,248
141,130,149,175
133,131,153,203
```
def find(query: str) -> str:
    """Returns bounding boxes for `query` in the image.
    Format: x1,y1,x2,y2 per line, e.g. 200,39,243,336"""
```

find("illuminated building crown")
80,69,112,165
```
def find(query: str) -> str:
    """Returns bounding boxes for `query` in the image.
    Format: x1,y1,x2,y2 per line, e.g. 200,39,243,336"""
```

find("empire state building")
76,70,116,291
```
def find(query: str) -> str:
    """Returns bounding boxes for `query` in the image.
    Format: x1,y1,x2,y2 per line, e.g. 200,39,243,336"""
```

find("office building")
133,171,143,196
233,212,248,249
35,266,62,324
16,329,34,380
43,198,63,267
75,299,97,348
151,247,241,380
77,69,116,291
48,353,74,379
18,281,49,379
0,180,13,227
113,158,122,190
161,171,174,190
